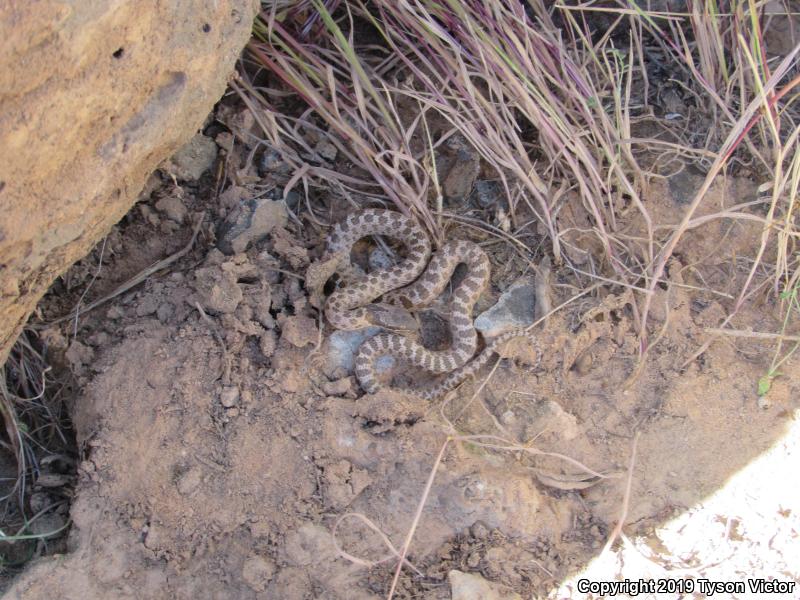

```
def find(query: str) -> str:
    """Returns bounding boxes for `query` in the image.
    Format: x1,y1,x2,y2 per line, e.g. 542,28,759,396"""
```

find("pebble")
449,570,522,600
475,278,537,338
167,133,218,181
216,196,288,255
220,386,240,408
321,327,380,376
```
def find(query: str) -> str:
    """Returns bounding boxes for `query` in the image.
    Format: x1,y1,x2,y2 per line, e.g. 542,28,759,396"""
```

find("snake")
310,208,537,400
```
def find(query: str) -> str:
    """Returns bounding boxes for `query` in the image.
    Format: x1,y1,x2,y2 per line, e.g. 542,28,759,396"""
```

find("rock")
448,570,522,600
176,467,202,496
241,555,275,592
65,341,95,376
320,377,355,397
156,302,174,323
314,139,338,162
0,0,259,365
443,147,480,201
320,327,381,376
259,146,291,176
471,180,504,208
280,315,318,348
29,512,67,539
192,266,243,314
217,197,288,255
154,195,188,224
219,386,240,408
259,328,277,358
164,133,218,181
475,278,536,338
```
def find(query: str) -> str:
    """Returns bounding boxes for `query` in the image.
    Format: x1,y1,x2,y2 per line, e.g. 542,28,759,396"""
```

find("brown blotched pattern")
318,209,538,399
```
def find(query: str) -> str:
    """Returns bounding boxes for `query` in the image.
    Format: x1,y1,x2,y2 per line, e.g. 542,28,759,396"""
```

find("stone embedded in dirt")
442,134,481,202
321,327,381,376
471,180,504,208
220,386,240,408
154,195,188,224
192,266,243,314
320,377,356,398
475,278,536,338
241,555,276,592
65,340,95,376
449,570,522,600
176,467,202,496
29,512,67,539
156,302,174,323
259,328,278,358
368,247,393,271
314,139,338,162
164,133,218,181
216,195,288,255
280,315,318,348
134,294,160,317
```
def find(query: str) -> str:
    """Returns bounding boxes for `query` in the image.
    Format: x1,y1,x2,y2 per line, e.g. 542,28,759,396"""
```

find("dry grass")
243,0,800,360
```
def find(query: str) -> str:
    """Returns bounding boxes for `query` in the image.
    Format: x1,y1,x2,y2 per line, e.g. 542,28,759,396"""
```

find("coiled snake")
307,209,537,399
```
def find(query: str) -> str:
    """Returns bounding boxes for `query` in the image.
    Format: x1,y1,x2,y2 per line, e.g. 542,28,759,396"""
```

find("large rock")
0,0,259,362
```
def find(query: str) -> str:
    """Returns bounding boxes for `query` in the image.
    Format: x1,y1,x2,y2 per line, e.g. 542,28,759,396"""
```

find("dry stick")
638,46,800,354
43,215,205,327
704,328,800,342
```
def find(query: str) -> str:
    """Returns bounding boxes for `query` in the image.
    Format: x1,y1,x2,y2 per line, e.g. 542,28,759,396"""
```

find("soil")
2,105,799,599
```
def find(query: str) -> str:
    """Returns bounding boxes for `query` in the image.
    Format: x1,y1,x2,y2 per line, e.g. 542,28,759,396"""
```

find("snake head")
364,303,419,333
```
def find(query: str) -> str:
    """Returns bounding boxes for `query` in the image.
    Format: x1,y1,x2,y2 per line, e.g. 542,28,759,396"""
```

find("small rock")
138,204,161,227
470,521,490,540
443,146,480,201
215,131,234,153
220,386,240,408
314,139,338,161
29,512,67,538
259,329,277,358
154,195,188,224
471,180,504,208
176,467,202,496
156,302,174,323
321,327,380,376
192,266,242,314
475,278,536,338
217,196,288,255
368,248,393,271
242,555,276,592
135,295,160,317
258,146,292,177
280,315,318,348
321,377,354,397
167,133,218,181
106,305,125,320
65,341,94,375
449,570,521,600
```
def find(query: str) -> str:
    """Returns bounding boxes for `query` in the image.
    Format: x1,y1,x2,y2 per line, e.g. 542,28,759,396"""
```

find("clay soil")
2,105,799,599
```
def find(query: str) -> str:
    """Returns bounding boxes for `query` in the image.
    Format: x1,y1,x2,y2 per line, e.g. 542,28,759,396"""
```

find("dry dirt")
2,112,799,599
